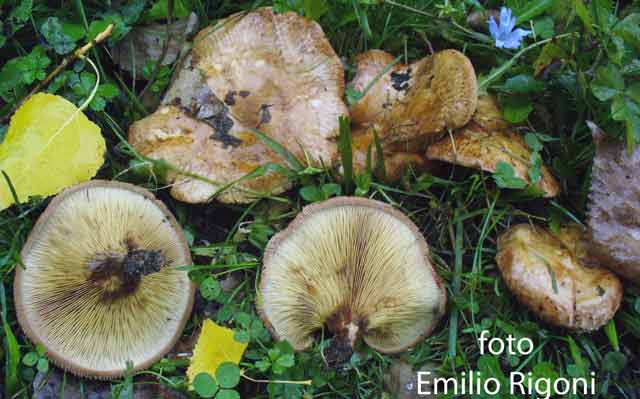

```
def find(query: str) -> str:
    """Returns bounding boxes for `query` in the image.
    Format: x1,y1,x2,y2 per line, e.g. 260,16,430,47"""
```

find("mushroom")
426,95,560,197
14,180,195,378
350,133,437,182
347,49,477,179
128,7,348,204
496,223,622,331
258,197,447,355
586,122,640,283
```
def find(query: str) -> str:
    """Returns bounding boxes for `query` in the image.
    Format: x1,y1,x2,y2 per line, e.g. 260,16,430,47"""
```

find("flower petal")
500,7,511,27
501,36,521,49
489,16,499,39
501,29,531,49
512,28,532,40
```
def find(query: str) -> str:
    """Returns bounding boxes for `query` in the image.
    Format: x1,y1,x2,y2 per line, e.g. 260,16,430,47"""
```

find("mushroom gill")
259,197,446,355
14,181,194,378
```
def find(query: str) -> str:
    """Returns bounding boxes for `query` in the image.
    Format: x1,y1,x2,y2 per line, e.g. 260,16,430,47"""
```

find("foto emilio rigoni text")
417,330,596,399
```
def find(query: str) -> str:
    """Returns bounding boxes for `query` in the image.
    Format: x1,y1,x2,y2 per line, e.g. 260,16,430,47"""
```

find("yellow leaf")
187,319,248,384
0,93,105,210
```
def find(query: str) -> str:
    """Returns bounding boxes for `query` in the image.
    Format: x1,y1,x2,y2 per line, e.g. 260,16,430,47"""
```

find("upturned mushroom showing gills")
496,224,622,331
347,49,477,179
128,7,348,204
259,197,447,355
14,181,195,378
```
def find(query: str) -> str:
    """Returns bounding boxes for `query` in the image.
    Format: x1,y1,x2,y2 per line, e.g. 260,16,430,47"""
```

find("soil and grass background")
1,0,640,398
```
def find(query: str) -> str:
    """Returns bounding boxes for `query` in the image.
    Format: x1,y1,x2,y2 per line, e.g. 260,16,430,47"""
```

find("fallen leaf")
587,121,640,284
186,319,248,386
0,93,105,210
112,12,198,76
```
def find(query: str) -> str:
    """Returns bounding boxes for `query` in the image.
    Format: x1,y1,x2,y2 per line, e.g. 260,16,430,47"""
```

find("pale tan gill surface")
16,185,192,376
260,203,443,352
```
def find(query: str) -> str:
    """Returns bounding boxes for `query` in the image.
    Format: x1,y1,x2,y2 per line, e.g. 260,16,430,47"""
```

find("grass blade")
1,282,20,397
338,116,353,194
249,129,304,172
448,206,464,358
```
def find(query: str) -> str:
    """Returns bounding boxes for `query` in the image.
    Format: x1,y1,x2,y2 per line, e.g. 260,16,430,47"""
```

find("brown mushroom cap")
14,180,195,378
128,7,348,204
347,49,476,180
426,95,560,197
259,197,447,354
350,49,478,144
496,224,622,331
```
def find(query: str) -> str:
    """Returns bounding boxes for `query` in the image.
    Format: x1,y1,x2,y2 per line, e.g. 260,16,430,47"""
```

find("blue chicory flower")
489,7,531,49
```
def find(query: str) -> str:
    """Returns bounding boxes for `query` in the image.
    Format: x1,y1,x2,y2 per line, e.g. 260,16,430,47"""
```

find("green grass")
1,0,640,398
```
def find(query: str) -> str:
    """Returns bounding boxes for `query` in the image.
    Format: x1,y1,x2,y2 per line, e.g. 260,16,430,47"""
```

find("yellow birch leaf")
187,319,248,385
0,93,105,210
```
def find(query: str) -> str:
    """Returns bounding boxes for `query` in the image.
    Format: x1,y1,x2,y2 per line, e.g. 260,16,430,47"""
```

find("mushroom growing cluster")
14,181,194,378
128,7,348,204
345,51,560,194
259,197,447,354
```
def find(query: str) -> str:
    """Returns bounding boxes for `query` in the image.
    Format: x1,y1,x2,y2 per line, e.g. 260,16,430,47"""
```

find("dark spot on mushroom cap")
390,68,412,92
239,90,250,98
179,90,242,148
224,90,237,106
258,104,272,126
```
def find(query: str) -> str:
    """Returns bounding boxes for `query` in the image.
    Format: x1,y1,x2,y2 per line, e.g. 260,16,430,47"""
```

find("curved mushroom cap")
14,181,195,378
496,224,622,331
129,105,290,204
346,49,476,180
128,7,348,204
350,49,477,144
259,197,447,353
426,95,560,197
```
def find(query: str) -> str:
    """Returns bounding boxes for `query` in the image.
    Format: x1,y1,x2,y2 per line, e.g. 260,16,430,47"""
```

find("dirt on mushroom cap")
128,7,348,204
14,181,194,379
258,197,447,354
496,223,622,331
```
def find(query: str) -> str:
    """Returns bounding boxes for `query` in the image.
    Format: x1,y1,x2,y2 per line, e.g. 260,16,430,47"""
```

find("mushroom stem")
88,249,167,298
324,306,364,365
346,322,360,348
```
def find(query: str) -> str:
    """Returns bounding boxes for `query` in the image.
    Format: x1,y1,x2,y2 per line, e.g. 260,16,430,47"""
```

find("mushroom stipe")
14,180,195,379
259,197,447,357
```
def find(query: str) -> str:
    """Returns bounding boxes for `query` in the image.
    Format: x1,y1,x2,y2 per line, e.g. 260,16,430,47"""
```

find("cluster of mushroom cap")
128,7,560,205
14,181,195,378
348,53,559,196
